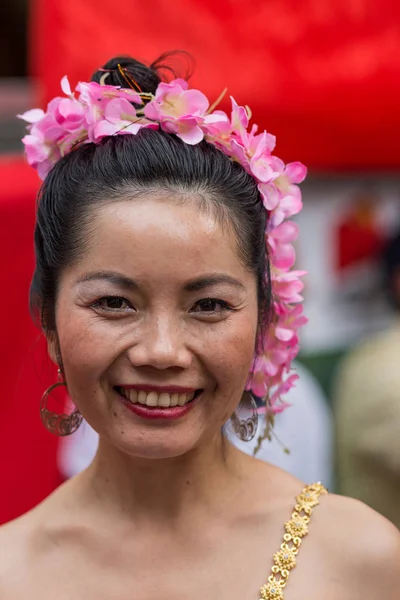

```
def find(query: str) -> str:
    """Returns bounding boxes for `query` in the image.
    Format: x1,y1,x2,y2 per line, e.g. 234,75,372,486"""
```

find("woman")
0,55,399,599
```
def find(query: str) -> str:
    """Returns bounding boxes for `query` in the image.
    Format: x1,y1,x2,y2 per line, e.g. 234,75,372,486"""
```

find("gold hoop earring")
40,368,82,436
231,392,259,442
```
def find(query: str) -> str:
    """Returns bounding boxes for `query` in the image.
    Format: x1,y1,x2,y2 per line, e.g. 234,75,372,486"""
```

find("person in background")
334,226,400,528
59,360,334,490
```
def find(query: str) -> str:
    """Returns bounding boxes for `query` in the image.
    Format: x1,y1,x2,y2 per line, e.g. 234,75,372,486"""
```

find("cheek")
204,312,258,396
55,306,117,387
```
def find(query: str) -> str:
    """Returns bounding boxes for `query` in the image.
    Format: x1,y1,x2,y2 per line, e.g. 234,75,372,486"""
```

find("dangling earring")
40,367,82,436
231,392,259,442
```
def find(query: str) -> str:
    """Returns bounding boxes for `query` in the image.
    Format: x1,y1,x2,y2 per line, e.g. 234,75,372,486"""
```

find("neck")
78,433,249,524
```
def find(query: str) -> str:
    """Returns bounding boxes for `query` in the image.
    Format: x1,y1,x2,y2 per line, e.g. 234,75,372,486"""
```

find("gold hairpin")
117,63,143,93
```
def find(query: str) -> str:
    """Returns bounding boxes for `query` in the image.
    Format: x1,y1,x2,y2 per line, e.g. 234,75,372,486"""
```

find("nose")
128,314,192,371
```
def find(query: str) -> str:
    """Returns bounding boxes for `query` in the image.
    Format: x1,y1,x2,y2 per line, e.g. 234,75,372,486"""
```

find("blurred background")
0,0,399,527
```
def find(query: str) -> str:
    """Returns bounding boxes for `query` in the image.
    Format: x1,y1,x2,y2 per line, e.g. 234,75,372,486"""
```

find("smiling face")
52,195,258,459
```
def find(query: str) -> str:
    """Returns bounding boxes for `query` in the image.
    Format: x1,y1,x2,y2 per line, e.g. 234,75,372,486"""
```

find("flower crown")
19,71,307,449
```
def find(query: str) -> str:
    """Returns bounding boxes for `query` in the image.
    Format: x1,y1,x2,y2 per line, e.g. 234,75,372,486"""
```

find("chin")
110,430,205,461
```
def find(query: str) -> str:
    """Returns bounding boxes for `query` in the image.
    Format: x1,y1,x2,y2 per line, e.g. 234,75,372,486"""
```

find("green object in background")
297,349,348,494
297,349,347,407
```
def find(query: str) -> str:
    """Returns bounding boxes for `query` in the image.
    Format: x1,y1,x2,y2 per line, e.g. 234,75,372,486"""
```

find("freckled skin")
54,196,259,460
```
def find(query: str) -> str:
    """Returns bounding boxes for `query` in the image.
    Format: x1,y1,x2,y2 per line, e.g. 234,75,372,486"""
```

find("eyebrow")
184,275,246,292
77,271,139,290
77,271,246,292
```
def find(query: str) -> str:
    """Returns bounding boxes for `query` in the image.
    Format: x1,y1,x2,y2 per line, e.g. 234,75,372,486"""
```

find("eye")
91,296,135,314
190,298,233,314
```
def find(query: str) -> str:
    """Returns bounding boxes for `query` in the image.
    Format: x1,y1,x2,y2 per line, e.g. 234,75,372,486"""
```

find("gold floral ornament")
284,513,309,538
294,488,321,515
273,546,297,571
260,580,285,600
259,483,327,599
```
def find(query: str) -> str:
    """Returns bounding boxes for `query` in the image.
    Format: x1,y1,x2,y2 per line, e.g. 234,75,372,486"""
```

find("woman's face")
52,195,258,459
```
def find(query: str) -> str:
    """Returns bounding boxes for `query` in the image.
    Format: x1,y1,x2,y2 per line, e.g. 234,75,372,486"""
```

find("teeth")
120,389,196,408
178,393,187,406
159,393,171,407
126,389,138,403
146,392,158,407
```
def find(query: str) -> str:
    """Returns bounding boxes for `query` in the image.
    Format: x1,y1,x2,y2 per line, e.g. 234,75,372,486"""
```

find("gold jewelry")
231,392,259,442
40,368,82,436
260,482,327,599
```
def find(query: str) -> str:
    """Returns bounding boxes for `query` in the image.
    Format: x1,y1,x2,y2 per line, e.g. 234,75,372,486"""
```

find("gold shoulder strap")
260,482,328,600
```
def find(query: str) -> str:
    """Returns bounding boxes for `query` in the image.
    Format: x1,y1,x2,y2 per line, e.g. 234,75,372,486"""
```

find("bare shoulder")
0,513,34,591
0,513,31,555
0,490,78,598
315,492,400,597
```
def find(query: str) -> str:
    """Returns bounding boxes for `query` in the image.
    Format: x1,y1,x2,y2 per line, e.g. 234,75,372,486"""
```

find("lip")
115,384,197,394
117,390,202,421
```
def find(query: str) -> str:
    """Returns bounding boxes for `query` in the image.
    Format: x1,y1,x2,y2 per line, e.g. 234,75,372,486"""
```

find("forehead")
73,196,248,283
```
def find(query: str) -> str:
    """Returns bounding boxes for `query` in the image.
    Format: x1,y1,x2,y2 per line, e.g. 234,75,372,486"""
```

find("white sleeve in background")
231,362,333,490
57,418,99,480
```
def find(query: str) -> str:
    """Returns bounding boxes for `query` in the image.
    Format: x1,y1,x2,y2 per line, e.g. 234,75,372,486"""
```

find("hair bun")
91,56,161,94
91,51,194,95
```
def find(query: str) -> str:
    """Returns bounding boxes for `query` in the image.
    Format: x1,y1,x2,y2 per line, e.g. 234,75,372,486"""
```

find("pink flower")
77,81,142,110
284,161,307,184
248,133,282,183
55,98,85,131
76,80,142,140
268,189,303,227
230,97,249,134
265,162,306,226
46,77,86,133
144,79,209,144
229,128,278,185
19,76,89,178
269,373,299,412
257,182,280,212
274,304,308,342
161,115,205,144
267,221,299,270
93,98,157,142
272,270,307,303
202,110,231,142
21,134,58,180
19,109,64,179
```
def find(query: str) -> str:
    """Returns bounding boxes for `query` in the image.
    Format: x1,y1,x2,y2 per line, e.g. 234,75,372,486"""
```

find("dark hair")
382,226,400,311
31,53,271,348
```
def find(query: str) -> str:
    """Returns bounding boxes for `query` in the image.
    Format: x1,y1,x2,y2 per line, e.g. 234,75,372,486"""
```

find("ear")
46,330,60,366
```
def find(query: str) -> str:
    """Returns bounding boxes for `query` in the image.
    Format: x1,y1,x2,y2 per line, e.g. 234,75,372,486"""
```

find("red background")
0,156,61,524
31,0,400,170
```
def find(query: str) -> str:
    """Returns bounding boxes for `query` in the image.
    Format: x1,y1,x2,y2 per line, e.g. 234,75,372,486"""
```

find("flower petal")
18,108,45,124
104,98,137,123
61,76,72,97
177,125,204,145
285,161,307,184
258,183,280,211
